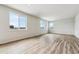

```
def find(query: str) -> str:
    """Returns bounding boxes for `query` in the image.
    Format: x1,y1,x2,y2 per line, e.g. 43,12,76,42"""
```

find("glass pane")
9,12,19,29
40,20,46,31
49,22,54,28
19,16,26,29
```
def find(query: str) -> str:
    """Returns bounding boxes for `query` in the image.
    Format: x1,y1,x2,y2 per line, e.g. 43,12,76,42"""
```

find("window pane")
19,16,26,29
49,22,54,28
9,12,19,29
40,20,44,27
40,20,46,31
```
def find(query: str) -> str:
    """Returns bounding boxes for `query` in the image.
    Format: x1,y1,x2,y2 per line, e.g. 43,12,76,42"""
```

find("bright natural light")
49,21,54,28
40,20,46,31
9,12,27,29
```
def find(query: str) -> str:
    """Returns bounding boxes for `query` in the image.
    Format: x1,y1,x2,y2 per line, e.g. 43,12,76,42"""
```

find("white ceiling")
5,4,79,21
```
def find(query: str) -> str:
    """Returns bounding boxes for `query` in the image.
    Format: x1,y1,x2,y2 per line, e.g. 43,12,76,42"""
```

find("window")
9,12,18,29
40,20,46,31
9,12,27,29
19,16,26,29
48,21,54,28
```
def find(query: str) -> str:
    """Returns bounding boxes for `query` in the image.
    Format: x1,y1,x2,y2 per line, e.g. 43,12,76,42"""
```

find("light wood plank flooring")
0,34,79,54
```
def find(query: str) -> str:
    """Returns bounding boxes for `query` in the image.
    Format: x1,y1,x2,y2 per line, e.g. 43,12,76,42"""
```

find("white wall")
74,14,79,38
0,5,48,44
49,18,74,35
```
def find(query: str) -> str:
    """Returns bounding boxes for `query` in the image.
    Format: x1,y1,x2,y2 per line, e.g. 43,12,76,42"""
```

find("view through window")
40,20,46,31
9,12,27,29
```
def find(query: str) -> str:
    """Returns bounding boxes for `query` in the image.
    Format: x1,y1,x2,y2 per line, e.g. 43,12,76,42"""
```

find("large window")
9,12,27,29
40,20,46,31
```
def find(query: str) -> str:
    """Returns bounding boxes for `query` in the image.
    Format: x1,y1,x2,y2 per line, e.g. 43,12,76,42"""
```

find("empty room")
0,4,79,54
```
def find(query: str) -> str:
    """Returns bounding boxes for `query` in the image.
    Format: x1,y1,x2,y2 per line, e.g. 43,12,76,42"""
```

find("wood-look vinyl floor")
0,34,79,54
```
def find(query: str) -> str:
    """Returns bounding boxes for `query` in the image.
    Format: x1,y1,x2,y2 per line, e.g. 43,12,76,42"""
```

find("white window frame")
9,12,27,30
48,21,54,29
40,20,46,32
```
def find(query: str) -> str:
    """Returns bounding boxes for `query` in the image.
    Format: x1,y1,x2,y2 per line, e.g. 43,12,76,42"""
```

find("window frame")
48,21,54,29
9,11,27,30
40,19,47,32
